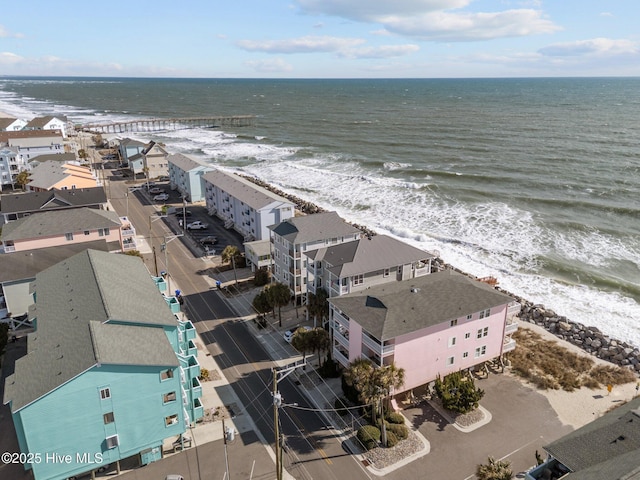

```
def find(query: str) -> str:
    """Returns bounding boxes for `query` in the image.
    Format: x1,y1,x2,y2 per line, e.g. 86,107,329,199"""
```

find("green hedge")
357,425,380,451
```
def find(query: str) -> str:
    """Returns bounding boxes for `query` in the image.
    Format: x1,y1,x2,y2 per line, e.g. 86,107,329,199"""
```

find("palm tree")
291,328,313,365
476,457,513,480
14,170,30,190
308,328,330,367
252,290,271,317
266,282,291,327
308,288,329,327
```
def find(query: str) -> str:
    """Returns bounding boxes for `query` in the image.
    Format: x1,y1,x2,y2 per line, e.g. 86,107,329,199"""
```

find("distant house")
141,141,169,179
117,138,146,171
0,130,66,162
244,239,272,272
28,152,77,168
0,186,107,224
0,240,111,330
203,169,295,242
24,115,69,138
268,211,362,301
0,207,125,253
167,153,212,202
26,160,98,192
0,147,29,192
328,269,519,393
526,396,640,480
0,117,27,132
3,249,202,480
305,234,435,302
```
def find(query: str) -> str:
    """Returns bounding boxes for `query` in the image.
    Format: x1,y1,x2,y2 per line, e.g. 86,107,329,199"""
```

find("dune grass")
508,329,637,392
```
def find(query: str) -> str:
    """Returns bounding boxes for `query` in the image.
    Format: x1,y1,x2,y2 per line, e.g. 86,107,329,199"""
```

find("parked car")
284,326,312,343
173,210,192,217
148,187,164,194
186,221,208,230
153,193,169,202
165,476,185,480
158,175,170,181
200,236,218,246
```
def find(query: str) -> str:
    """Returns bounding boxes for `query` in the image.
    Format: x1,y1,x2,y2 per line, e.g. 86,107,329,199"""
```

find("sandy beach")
509,321,639,429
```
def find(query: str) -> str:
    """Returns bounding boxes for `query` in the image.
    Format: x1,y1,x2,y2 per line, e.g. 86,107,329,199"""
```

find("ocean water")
1,77,639,346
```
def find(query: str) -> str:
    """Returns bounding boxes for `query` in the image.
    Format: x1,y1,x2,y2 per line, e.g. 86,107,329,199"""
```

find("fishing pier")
78,115,255,134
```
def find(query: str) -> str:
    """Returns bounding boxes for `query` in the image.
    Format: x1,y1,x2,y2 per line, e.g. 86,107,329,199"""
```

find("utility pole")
223,418,230,480
271,359,306,480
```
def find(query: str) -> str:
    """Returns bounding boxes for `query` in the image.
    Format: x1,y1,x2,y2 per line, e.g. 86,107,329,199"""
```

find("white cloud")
295,1,560,42
244,58,293,73
599,12,614,17
0,25,24,38
295,0,470,20
338,44,420,59
539,38,639,57
0,52,24,64
237,35,365,54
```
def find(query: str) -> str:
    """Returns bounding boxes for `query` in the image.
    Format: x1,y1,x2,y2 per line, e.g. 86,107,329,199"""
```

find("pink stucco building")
329,269,519,394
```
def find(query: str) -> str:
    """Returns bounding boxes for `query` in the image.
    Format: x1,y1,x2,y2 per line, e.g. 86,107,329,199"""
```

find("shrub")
590,365,637,386
342,375,360,404
357,425,380,451
386,412,405,424
384,431,399,448
319,357,340,378
199,368,210,382
387,423,408,440
254,268,270,286
434,371,485,414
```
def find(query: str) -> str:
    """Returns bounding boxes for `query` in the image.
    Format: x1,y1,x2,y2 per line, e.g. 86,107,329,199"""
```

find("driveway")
392,373,573,480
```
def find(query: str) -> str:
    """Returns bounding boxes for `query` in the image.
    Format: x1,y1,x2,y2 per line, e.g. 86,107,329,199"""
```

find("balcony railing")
505,320,519,335
191,377,202,400
3,245,16,253
333,348,349,367
503,338,516,352
193,398,204,421
164,296,181,314
186,339,197,357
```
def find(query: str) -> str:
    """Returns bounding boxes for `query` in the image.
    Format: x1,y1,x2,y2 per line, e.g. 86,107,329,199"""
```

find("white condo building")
0,147,28,192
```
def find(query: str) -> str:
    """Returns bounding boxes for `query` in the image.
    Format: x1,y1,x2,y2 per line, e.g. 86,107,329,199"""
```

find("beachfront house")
244,239,272,272
328,269,519,393
141,141,169,180
24,115,69,138
525,396,640,479
0,207,126,253
202,169,295,242
305,234,435,304
269,211,362,303
3,249,202,480
0,117,28,132
117,138,146,172
0,147,29,192
0,186,107,225
0,130,66,162
167,153,212,202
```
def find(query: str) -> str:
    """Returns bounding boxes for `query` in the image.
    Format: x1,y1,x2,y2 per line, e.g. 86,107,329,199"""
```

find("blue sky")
1,0,638,78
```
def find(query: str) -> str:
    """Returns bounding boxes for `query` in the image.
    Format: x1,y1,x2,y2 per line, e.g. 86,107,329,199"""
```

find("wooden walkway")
78,115,255,134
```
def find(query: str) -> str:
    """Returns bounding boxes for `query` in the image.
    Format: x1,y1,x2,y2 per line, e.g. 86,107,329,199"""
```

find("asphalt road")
108,167,372,480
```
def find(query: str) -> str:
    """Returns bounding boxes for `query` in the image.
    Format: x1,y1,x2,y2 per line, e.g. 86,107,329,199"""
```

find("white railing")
505,321,519,335
503,338,516,352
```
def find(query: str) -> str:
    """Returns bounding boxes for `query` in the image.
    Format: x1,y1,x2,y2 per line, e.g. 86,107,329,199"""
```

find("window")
475,346,487,358
466,314,473,320
447,356,455,366
383,268,390,278
353,274,364,286
99,387,111,400
103,412,114,424
160,369,174,381
105,435,119,449
463,352,469,358
65,232,74,241
165,414,179,427
163,392,177,404
476,327,489,339
448,337,456,347
464,332,471,339
479,308,491,319
450,319,458,327
84,230,90,236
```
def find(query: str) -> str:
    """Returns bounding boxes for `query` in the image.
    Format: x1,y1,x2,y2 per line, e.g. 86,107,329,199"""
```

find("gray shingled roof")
544,397,640,479
0,241,110,283
3,249,179,412
202,169,293,210
307,235,434,277
269,211,361,244
329,269,514,341
168,153,210,172
25,115,67,128
1,208,121,242
0,117,19,129
0,187,107,214
0,130,63,143
26,160,94,190
29,152,77,164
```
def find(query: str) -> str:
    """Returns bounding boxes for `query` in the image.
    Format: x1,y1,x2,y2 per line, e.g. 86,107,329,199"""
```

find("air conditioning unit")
105,434,119,449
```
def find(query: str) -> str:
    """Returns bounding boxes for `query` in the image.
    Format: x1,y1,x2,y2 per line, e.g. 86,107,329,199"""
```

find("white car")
154,193,169,202
148,187,164,194
284,326,312,343
186,221,208,230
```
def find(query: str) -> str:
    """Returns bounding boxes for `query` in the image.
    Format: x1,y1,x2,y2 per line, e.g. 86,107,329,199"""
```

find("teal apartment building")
3,249,202,480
